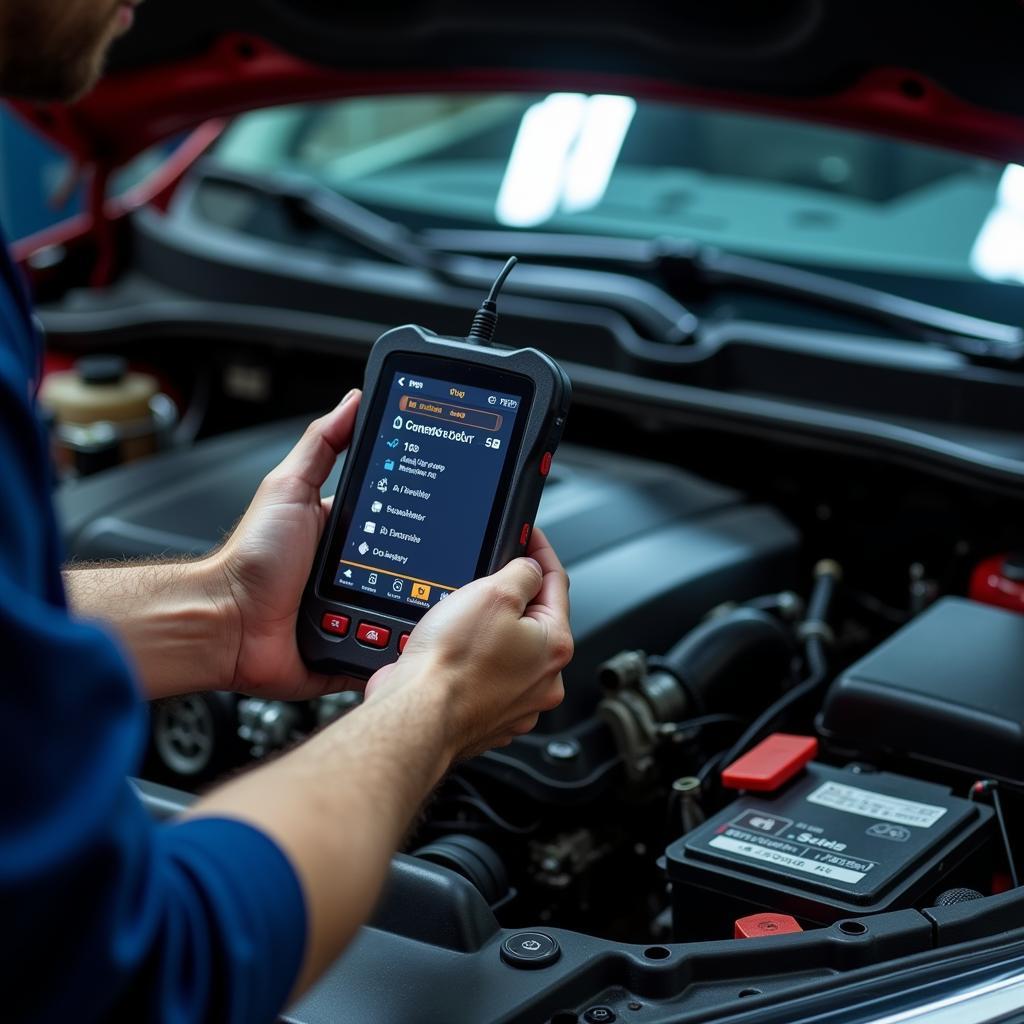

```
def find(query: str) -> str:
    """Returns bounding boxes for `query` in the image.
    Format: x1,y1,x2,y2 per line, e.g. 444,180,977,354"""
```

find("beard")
0,0,125,103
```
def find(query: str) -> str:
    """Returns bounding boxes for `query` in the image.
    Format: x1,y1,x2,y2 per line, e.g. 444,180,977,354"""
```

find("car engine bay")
11,0,1024,1017
54,372,1024,1021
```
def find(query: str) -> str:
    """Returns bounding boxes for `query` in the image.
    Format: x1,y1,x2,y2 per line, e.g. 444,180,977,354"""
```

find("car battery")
666,762,993,939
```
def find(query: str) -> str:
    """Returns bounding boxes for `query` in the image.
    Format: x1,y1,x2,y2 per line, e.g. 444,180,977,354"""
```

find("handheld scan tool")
298,259,571,678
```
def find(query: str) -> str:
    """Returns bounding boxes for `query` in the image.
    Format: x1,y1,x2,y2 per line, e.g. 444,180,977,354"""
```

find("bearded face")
0,0,138,102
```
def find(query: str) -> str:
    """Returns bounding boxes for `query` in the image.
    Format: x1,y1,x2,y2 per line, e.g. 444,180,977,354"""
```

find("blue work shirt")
0,230,306,1022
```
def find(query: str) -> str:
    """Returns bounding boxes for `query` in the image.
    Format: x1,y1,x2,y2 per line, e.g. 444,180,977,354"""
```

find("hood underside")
9,0,1024,167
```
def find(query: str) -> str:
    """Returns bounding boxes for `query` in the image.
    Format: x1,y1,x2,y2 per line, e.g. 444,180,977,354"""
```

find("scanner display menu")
334,370,525,610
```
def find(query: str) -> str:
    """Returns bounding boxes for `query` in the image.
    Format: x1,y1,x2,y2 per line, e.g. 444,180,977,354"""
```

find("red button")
734,913,803,939
356,621,391,648
519,523,531,546
398,633,410,654
540,452,553,476
321,612,350,637
721,733,818,792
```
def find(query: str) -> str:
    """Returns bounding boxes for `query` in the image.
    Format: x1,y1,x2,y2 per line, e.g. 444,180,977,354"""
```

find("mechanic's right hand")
364,527,571,761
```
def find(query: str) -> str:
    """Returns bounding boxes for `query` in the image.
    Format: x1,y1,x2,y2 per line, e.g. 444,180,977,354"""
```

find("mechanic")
0,2,572,1021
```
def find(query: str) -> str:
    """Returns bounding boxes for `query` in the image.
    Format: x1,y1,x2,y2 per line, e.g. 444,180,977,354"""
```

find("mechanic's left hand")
211,389,362,699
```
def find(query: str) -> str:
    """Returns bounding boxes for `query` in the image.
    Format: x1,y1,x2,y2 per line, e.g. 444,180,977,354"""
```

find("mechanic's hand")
212,390,362,700
364,527,572,759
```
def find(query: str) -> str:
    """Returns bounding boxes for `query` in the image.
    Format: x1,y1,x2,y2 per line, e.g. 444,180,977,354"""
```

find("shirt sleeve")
0,321,306,1020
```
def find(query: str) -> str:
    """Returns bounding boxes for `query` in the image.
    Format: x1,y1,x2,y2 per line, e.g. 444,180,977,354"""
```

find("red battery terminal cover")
969,553,1024,614
721,733,819,792
734,913,804,939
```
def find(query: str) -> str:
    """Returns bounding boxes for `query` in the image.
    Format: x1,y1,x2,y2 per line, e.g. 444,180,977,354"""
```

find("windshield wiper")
194,162,438,271
191,163,1024,362
422,228,1024,364
669,239,1024,363
190,164,698,344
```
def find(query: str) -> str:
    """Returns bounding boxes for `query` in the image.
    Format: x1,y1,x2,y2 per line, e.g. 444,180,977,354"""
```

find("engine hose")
698,560,841,789
414,834,511,907
645,606,797,722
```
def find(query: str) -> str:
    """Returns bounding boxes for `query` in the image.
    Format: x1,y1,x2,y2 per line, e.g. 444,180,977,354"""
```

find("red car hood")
10,0,1024,168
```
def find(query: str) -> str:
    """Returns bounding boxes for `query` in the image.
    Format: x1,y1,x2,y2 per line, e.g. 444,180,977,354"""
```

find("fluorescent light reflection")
495,93,636,228
561,95,637,213
970,163,1024,283
496,93,589,228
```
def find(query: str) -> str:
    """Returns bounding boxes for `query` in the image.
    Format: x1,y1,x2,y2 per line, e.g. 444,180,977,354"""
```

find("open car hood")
10,0,1024,168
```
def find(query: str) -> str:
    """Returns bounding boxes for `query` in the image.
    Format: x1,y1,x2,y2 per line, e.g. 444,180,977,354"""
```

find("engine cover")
58,420,799,799
820,597,1024,786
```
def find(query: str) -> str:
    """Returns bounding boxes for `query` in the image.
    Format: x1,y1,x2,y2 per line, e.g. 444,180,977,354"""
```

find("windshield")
208,93,1018,286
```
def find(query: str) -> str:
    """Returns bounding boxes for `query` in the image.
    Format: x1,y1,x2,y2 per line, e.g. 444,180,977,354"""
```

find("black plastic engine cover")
58,418,799,799
820,597,1024,786
127,778,970,1024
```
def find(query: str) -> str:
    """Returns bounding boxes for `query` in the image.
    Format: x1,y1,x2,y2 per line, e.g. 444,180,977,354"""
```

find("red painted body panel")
10,35,1024,171
9,29,1024,275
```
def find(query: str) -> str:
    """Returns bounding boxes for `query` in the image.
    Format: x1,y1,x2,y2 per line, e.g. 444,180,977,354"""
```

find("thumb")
276,389,361,489
487,556,544,611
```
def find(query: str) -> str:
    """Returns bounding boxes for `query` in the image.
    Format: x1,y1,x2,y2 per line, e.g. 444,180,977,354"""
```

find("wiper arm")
191,164,698,344
423,228,1024,364
196,165,1017,361
195,162,438,271
662,239,1024,363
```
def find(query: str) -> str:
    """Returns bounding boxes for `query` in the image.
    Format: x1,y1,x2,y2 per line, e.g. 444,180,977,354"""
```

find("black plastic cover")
132,778,942,1024
57,423,798,799
57,424,797,730
820,597,1024,785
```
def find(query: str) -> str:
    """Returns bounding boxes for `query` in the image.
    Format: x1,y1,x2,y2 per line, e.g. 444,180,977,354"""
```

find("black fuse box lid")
820,597,1024,785
666,763,992,923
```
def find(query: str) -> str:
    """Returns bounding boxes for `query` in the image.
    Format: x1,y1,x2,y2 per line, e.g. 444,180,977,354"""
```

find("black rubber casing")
298,324,571,678
819,597,1024,785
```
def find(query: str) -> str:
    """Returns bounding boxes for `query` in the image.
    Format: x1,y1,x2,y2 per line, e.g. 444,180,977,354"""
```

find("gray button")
501,931,560,968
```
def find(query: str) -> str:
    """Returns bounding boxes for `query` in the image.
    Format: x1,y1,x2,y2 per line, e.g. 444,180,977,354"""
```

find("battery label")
708,834,867,883
807,781,947,828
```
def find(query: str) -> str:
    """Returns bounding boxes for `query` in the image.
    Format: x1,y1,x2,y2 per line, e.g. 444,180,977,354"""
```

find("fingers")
482,676,565,747
277,389,361,490
363,661,399,702
467,714,541,757
509,712,540,735
486,556,544,614
537,674,565,712
306,671,366,695
524,527,570,625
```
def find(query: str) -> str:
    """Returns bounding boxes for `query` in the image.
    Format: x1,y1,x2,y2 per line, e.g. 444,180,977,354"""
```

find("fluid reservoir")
40,355,176,475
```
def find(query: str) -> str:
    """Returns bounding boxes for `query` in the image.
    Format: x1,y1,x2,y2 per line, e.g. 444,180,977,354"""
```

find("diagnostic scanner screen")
332,368,527,612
